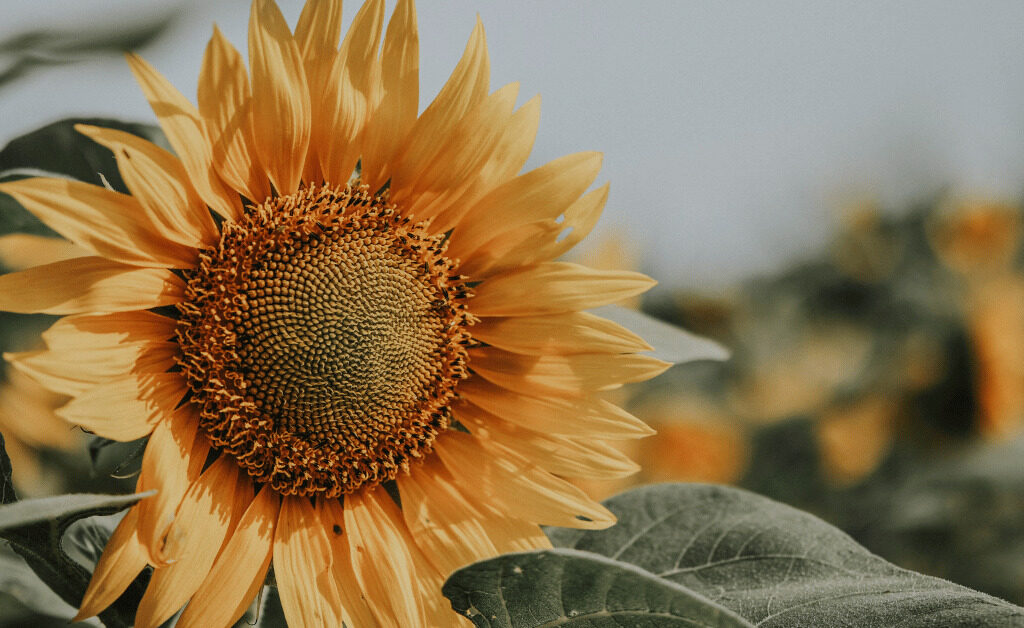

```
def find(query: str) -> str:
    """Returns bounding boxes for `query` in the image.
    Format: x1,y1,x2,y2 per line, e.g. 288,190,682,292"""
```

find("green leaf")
0,117,167,237
445,483,1024,627
0,432,150,628
443,547,753,627
550,484,1024,627
0,491,153,531
0,545,84,622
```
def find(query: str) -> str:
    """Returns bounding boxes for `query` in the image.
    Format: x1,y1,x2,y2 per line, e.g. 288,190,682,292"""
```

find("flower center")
176,184,473,497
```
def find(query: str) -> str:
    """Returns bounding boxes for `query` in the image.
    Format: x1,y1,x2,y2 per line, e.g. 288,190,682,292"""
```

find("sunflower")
0,0,669,625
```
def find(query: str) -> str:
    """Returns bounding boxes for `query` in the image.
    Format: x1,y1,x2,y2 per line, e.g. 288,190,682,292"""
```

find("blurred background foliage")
590,196,1024,605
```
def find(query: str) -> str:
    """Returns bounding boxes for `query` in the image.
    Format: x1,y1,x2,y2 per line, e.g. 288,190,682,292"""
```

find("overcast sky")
4,1,1024,290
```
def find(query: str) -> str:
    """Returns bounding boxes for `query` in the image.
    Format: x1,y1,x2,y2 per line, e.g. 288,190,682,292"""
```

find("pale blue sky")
4,1,1024,290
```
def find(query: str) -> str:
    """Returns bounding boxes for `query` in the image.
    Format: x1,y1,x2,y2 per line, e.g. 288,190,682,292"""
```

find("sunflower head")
0,0,670,625
177,182,475,496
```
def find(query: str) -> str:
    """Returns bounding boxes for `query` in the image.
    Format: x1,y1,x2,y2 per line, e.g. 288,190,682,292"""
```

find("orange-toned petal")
458,183,609,278
0,178,197,268
197,26,270,203
74,507,148,622
456,218,563,278
75,124,218,249
397,455,500,575
0,256,183,314
0,233,85,270
316,0,385,185
455,401,641,480
430,94,542,235
126,53,242,221
470,262,655,317
459,377,654,439
533,182,609,260
471,311,652,355
41,311,176,350
360,0,419,190
134,456,251,628
389,18,488,196
55,372,187,441
293,0,343,184
319,500,379,628
447,152,602,260
134,404,208,564
248,0,310,194
469,346,670,396
435,430,616,529
273,496,342,627
294,0,343,64
6,341,178,396
178,487,280,628
392,82,519,222
343,488,424,626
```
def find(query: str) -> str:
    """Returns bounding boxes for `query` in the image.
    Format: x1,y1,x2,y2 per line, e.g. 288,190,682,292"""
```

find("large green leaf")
445,483,1024,627
0,432,150,628
0,117,166,237
444,547,753,627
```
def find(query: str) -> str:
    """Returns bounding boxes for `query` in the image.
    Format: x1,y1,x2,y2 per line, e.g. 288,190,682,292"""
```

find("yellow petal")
56,372,187,441
135,456,251,628
75,124,218,248
198,26,270,203
74,507,148,622
458,183,608,278
6,341,178,396
178,486,280,628
319,499,379,628
316,0,385,185
248,0,310,194
273,496,342,627
126,53,242,221
456,216,562,278
534,183,608,260
397,455,501,575
435,430,616,529
447,152,602,260
41,310,176,350
343,488,425,626
459,377,654,439
294,0,343,63
455,401,641,479
390,18,488,194
429,94,541,235
360,0,419,190
134,404,206,565
293,0,343,183
393,82,520,221
469,346,671,396
0,178,197,268
0,257,183,314
0,233,86,270
470,261,655,317
471,311,652,355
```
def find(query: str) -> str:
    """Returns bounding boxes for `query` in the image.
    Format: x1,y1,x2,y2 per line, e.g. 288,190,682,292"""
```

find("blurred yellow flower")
0,233,84,495
0,1,669,625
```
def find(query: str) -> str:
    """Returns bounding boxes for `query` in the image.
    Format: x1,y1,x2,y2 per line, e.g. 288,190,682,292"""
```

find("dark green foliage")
445,484,1024,627
0,117,166,237
0,433,150,628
